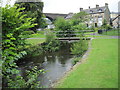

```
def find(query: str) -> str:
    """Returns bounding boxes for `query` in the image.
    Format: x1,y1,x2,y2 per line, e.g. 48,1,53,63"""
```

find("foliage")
54,17,75,37
72,23,88,31
37,31,45,34
72,11,89,22
42,39,61,52
22,31,35,38
43,30,60,52
45,30,55,43
22,31,35,35
16,2,47,32
7,66,44,88
2,5,43,88
94,27,99,32
54,12,89,37
101,19,112,30
71,40,88,56
72,57,81,65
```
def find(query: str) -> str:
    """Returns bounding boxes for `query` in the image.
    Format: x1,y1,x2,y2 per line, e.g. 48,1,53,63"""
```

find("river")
18,43,74,87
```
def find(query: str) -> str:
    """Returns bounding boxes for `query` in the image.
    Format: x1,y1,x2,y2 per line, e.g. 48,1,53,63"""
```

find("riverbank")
54,38,118,88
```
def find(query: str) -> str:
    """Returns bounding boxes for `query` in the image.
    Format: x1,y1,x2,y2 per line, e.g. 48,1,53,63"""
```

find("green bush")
45,30,55,43
22,31,34,35
71,40,88,56
54,17,75,37
2,5,43,88
72,57,81,65
94,28,99,32
37,31,44,34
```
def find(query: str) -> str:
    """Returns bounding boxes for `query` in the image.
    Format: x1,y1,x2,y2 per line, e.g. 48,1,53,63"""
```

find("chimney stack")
89,6,90,9
96,4,99,9
80,8,83,11
105,3,108,7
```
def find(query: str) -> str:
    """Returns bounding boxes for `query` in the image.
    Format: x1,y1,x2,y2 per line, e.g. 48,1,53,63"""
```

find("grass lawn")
55,38,118,88
26,39,45,45
30,33,46,38
26,33,46,45
102,29,120,36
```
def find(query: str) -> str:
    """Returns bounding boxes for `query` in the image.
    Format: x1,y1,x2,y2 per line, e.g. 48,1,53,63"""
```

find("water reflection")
18,43,74,87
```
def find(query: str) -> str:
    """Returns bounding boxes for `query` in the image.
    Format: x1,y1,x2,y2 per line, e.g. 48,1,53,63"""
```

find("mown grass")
30,33,46,38
26,33,46,45
26,39,45,45
55,38,118,88
102,29,120,36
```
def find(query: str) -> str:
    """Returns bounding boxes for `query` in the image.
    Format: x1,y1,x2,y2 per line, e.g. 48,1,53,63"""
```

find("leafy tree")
72,11,89,23
2,5,43,88
16,1,47,32
54,17,75,37
101,19,112,30
71,39,88,56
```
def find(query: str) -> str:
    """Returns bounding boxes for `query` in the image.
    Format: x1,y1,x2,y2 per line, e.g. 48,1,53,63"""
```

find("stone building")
80,3,111,28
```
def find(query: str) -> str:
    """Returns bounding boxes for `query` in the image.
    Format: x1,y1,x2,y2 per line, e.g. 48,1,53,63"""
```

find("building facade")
80,3,111,28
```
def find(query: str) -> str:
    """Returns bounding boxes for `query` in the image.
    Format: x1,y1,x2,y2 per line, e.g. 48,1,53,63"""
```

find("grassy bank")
102,29,120,36
55,38,118,88
26,39,45,45
26,33,46,45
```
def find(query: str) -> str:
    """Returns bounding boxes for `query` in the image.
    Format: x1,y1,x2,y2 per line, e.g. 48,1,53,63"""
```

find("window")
90,10,93,13
98,9,102,12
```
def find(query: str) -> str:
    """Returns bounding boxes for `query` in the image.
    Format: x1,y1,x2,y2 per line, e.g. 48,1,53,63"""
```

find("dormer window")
90,10,93,13
98,9,102,12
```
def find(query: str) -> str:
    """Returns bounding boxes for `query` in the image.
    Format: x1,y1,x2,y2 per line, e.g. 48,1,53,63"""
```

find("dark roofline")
83,6,105,11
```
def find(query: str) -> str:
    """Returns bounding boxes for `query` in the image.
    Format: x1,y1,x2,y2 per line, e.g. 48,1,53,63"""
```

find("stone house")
80,3,111,28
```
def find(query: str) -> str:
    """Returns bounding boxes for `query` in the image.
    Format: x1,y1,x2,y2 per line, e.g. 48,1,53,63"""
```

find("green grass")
26,33,46,45
55,38,118,88
102,29,120,36
26,39,45,45
30,33,46,38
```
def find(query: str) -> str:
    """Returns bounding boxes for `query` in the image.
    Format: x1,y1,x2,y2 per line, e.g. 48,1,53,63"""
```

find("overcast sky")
2,0,120,14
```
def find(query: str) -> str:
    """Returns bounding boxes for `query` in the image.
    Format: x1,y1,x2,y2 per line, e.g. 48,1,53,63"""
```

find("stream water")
18,43,74,87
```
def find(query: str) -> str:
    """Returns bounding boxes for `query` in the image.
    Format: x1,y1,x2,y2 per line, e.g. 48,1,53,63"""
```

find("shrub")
94,28,99,32
2,5,43,88
45,30,55,43
54,17,75,37
72,57,81,65
37,31,44,34
23,31,34,34
71,40,88,56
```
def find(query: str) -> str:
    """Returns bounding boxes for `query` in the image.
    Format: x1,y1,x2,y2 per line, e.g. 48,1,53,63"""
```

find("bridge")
44,13,68,21
55,37,91,41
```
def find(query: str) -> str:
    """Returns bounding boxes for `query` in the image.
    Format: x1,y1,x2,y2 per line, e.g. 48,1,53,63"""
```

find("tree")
16,1,47,32
54,17,75,37
2,5,43,88
72,11,89,23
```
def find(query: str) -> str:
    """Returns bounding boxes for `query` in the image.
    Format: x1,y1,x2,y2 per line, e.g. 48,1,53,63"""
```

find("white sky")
2,0,120,14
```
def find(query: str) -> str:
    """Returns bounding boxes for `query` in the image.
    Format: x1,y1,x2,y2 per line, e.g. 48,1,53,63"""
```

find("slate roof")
83,6,106,14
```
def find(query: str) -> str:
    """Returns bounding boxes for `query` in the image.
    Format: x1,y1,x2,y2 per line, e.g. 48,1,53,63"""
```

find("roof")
82,6,106,14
